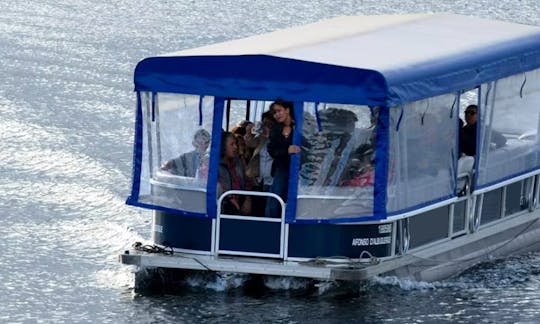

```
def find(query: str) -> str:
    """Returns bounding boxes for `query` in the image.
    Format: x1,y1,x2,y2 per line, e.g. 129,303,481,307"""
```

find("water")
1,0,539,322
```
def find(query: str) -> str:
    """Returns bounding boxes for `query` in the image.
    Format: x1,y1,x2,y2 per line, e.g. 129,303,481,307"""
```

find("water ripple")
1,0,540,322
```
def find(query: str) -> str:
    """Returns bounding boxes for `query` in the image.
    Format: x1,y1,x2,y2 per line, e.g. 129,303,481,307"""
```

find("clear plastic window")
136,92,214,213
477,69,540,186
387,94,458,213
296,102,376,219
222,99,272,130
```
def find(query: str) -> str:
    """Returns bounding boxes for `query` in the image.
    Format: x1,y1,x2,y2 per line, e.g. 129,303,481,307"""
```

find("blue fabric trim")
286,101,303,223
373,106,389,219
198,95,203,126
449,95,457,119
151,92,156,121
475,166,540,190
206,97,225,219
395,105,404,131
274,195,455,224
291,213,386,224
314,102,322,132
385,194,455,217
483,83,492,107
385,34,540,105
520,74,527,98
135,55,389,106
127,91,143,204
125,199,207,218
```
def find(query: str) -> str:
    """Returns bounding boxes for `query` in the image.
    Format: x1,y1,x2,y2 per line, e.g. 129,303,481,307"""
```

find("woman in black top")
265,99,301,217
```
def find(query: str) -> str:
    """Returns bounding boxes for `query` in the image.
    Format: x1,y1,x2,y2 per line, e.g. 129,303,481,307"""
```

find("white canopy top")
137,14,540,105
168,13,540,74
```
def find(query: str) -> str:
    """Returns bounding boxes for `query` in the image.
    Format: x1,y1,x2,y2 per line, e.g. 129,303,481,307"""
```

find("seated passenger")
218,132,252,215
460,104,506,156
160,129,210,177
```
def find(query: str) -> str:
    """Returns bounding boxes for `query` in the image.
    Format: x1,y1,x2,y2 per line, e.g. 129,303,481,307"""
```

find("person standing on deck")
266,99,301,217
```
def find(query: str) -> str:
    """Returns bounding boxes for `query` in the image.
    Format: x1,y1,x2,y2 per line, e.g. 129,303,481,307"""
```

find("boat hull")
121,208,540,283
152,211,394,259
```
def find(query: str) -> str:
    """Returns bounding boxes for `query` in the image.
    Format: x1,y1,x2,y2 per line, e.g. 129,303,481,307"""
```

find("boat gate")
215,190,286,258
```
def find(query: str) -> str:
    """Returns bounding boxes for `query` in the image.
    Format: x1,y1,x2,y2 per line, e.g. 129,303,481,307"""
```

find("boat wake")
370,251,540,291
133,250,540,294
447,251,540,289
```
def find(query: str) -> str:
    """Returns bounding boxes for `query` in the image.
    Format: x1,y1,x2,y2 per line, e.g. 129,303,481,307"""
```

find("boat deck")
119,250,377,281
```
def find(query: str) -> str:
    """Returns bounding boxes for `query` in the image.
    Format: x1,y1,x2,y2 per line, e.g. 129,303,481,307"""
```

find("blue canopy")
134,14,540,106
129,14,540,223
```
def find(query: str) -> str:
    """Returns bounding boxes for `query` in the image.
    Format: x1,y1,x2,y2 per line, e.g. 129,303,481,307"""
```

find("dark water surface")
1,0,540,322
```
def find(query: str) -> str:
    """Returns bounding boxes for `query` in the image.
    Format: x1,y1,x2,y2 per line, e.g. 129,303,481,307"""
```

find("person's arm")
288,145,301,154
160,159,175,171
175,154,187,176
161,156,183,175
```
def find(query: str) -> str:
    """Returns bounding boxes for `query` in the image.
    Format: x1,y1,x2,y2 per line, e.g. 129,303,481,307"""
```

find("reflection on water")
126,254,540,323
1,0,540,322
124,252,540,323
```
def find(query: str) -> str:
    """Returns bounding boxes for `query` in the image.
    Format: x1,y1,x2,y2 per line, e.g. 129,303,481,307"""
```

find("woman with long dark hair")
218,132,252,215
265,99,300,217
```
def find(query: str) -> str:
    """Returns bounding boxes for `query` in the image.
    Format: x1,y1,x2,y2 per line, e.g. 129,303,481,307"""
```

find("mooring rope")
132,241,174,255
